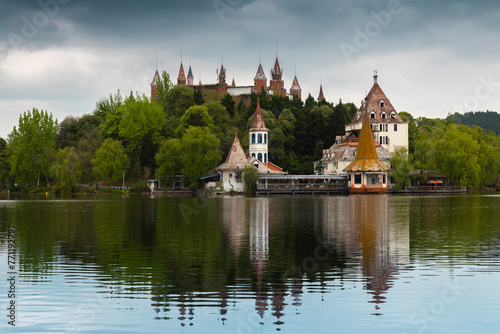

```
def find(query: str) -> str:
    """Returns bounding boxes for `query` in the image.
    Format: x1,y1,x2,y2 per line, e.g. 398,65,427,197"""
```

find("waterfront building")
344,111,390,193
319,72,408,175
215,101,284,192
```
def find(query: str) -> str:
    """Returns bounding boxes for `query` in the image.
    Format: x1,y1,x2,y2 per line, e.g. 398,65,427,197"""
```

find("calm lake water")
1,194,500,333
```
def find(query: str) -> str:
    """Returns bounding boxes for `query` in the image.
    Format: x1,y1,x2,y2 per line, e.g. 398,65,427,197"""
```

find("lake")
1,194,500,333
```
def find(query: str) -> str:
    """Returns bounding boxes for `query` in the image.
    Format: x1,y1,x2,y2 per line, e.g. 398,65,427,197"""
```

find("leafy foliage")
9,108,58,186
91,139,128,186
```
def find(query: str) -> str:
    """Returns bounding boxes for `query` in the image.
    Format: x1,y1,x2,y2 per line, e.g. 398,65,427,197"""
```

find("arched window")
264,133,267,143
251,133,256,144
252,153,256,158
258,153,263,162
381,112,386,119
258,134,262,143
390,112,396,119
370,111,375,119
379,101,385,108
264,153,267,163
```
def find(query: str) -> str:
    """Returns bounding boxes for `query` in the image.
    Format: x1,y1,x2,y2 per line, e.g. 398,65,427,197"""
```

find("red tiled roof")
250,100,268,131
264,162,283,172
178,63,186,80
254,63,266,80
290,76,301,91
318,84,325,101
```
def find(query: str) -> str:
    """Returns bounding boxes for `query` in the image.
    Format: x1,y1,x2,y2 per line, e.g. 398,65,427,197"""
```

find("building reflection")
319,195,410,314
149,195,409,327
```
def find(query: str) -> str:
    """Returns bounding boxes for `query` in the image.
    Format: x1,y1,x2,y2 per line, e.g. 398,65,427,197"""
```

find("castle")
150,56,318,103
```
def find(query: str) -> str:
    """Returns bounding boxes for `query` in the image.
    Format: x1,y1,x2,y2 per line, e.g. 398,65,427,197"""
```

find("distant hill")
446,111,500,135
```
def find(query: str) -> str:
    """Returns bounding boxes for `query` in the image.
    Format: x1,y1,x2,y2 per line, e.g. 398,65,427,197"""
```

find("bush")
130,180,151,194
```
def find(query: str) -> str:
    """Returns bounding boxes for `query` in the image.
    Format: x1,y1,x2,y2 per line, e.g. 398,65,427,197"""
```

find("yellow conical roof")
344,111,390,172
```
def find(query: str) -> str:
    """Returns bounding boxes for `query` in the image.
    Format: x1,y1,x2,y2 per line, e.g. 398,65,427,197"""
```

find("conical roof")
290,76,301,91
254,63,266,80
178,63,186,80
216,129,249,171
231,78,236,87
318,84,325,101
344,112,390,172
151,69,160,86
187,65,194,79
272,57,282,75
250,100,268,131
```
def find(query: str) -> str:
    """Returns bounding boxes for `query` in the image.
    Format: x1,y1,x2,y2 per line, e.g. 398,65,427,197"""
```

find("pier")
256,175,348,195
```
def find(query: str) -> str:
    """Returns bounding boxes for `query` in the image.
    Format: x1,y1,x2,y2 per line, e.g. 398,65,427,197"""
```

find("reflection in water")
1,195,500,333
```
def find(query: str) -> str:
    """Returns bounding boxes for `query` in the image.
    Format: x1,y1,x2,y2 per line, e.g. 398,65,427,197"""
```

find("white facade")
220,169,245,193
249,130,269,163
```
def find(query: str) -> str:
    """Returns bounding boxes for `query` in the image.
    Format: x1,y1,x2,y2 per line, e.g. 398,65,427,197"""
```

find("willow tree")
92,138,128,186
9,108,58,186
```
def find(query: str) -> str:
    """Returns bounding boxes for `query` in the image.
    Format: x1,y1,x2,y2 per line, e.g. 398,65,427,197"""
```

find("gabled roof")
318,84,325,101
254,63,267,80
187,65,194,79
178,63,186,80
351,73,404,124
290,76,301,92
250,100,268,131
216,130,249,171
151,69,160,86
344,111,390,172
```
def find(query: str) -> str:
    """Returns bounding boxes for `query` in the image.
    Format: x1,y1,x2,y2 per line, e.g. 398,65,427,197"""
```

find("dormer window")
370,111,375,119
381,112,386,119
390,112,396,119
379,101,385,108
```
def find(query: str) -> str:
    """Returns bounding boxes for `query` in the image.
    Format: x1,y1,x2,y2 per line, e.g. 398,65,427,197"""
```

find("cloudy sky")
1,0,500,138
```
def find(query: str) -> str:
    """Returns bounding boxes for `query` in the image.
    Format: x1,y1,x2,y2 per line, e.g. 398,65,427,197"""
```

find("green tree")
154,71,174,112
243,164,259,196
118,95,165,177
91,139,128,186
221,93,235,117
175,105,214,137
93,90,123,122
193,88,205,106
155,138,183,182
50,147,81,191
390,148,412,189
180,127,221,188
0,137,10,188
9,108,58,186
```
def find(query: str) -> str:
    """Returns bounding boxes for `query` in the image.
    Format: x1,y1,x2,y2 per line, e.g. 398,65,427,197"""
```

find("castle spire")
177,63,186,85
317,83,326,101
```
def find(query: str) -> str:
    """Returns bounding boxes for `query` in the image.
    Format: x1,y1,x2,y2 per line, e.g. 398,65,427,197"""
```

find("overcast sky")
1,0,500,138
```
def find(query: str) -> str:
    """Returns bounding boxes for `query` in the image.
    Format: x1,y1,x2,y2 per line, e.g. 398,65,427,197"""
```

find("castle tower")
187,65,194,86
269,57,286,97
218,64,227,94
249,100,269,163
177,63,186,86
317,84,326,101
290,75,302,100
254,63,267,94
150,69,160,99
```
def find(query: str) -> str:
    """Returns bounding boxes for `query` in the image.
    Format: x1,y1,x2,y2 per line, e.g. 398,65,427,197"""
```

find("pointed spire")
290,76,301,91
317,84,326,101
151,69,160,86
231,78,236,87
344,111,389,172
250,99,268,131
254,63,266,80
218,128,249,168
187,65,194,86
177,63,186,85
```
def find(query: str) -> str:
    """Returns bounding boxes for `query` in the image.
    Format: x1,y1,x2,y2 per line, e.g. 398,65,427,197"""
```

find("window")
264,133,267,143
251,133,255,143
235,172,242,183
258,153,262,162
391,112,396,119
370,112,375,119
258,134,262,143
252,153,256,158
348,175,351,182
381,112,386,119
264,153,267,163
394,124,398,131
385,124,388,132
354,174,362,184
383,174,386,184
379,101,385,108
379,136,382,144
